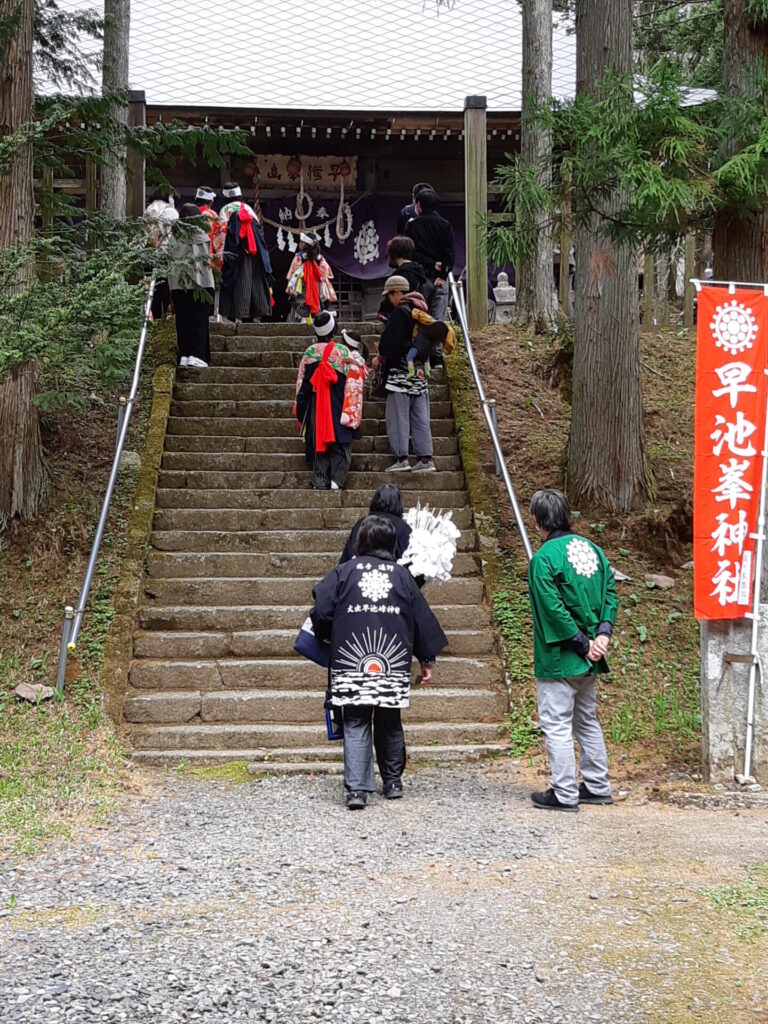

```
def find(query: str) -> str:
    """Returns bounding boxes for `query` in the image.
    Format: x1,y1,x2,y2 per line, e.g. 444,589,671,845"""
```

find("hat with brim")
382,275,410,295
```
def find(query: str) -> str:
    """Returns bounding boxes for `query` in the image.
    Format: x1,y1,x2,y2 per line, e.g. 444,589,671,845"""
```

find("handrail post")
65,275,157,662
448,272,534,562
55,606,74,696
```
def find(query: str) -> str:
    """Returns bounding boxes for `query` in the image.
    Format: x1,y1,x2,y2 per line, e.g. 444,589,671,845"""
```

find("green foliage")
0,227,148,408
634,1,724,89
34,1,102,90
488,60,768,262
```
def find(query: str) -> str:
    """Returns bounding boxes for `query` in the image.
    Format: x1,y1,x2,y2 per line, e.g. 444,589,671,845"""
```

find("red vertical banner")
694,286,768,619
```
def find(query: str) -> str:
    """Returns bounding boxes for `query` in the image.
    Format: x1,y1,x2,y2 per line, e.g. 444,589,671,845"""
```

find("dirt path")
0,763,765,1024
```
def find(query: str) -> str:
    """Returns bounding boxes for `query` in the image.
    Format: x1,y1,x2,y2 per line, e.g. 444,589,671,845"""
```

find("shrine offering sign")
694,286,768,619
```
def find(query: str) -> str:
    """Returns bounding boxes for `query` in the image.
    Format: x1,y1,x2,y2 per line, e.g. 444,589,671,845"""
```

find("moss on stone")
99,363,176,726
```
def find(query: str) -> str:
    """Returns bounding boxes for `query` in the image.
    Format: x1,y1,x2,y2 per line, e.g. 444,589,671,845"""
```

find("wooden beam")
127,90,147,218
464,95,488,332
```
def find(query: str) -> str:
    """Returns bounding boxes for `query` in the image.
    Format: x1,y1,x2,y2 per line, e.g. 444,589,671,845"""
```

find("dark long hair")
355,515,397,560
369,484,403,518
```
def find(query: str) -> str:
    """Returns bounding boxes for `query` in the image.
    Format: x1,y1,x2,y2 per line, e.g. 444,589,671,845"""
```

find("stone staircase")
124,321,509,770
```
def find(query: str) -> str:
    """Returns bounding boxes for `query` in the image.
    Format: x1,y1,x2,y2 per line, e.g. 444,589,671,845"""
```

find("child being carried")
406,321,449,380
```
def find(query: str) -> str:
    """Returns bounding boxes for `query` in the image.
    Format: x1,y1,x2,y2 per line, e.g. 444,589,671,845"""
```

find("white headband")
195,187,216,202
222,185,242,198
300,232,314,244
314,315,336,337
341,329,361,350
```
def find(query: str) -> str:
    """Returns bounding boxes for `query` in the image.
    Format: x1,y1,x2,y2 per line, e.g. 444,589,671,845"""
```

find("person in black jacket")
386,236,435,303
340,484,411,563
404,188,455,319
396,181,433,235
312,514,447,808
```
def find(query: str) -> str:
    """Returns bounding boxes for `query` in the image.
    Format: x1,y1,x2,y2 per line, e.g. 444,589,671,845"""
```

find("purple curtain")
260,194,467,281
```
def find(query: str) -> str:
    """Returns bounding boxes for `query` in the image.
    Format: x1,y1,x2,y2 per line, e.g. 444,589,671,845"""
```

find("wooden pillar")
127,90,146,219
464,95,488,331
684,232,696,329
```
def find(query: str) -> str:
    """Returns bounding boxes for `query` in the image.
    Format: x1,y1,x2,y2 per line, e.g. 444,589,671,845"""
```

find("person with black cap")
217,180,273,323
293,311,362,490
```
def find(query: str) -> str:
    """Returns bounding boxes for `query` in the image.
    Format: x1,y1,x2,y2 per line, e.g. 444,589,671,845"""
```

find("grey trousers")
536,675,611,806
341,706,406,792
428,280,449,320
385,391,434,458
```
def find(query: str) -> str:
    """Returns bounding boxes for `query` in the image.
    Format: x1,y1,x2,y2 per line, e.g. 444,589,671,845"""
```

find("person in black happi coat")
219,185,273,322
311,515,447,809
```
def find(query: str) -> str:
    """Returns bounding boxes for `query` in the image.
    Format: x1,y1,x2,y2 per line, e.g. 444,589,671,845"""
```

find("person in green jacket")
527,488,619,812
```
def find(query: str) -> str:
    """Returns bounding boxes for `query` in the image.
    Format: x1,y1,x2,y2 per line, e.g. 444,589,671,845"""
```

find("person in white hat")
293,312,361,490
194,186,224,270
286,232,337,323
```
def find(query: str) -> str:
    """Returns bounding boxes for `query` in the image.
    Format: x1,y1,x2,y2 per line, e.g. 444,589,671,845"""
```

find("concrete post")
684,233,696,329
701,615,768,783
464,95,488,332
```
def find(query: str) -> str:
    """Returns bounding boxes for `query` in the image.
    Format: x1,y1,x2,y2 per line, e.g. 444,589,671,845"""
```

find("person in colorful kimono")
218,181,273,322
286,233,337,322
195,186,224,269
293,312,361,490
311,514,447,809
527,488,619,812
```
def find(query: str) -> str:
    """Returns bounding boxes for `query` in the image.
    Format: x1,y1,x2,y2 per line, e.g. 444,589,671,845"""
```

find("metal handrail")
447,272,534,562
54,275,157,694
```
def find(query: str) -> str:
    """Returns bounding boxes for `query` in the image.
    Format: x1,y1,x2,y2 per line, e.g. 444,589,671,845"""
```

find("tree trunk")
0,365,48,528
516,0,557,333
568,0,648,513
0,0,47,529
0,0,35,251
712,1,768,282
101,0,131,221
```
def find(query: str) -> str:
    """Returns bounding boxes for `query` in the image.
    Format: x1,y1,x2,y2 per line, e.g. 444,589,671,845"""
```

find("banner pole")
743,366,768,780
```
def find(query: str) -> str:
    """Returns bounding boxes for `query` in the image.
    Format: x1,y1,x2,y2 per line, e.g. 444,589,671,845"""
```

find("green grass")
189,761,251,784
710,864,768,940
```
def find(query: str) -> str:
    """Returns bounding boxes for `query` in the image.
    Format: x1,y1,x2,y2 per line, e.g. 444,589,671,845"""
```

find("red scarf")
238,206,257,255
311,344,338,452
303,258,322,315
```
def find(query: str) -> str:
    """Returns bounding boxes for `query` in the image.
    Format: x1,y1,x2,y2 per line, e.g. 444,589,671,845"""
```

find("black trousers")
312,443,352,490
172,288,213,363
341,706,406,792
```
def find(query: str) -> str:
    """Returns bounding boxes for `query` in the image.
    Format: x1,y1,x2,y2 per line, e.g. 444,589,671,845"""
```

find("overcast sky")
93,0,577,111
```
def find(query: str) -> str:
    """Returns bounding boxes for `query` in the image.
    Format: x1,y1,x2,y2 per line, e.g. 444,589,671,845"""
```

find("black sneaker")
383,780,403,800
346,791,367,810
578,783,613,805
531,789,579,813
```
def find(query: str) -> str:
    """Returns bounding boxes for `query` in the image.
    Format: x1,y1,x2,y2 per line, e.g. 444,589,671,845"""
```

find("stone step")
145,550,481,579
210,335,375,354
155,489,470,511
209,351,301,368
142,576,484,606
211,321,379,338
161,434,460,456
178,367,301,385
128,655,500,693
138,603,492,633
156,469,465,493
130,741,508,769
168,400,452,420
129,720,505,752
149,525,477,553
160,451,463,473
133,628,495,660
173,382,451,402
124,686,508,725
165,416,456,437
151,505,475,530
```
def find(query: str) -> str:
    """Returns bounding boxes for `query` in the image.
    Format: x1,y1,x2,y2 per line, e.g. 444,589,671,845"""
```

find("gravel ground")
1,764,767,1024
